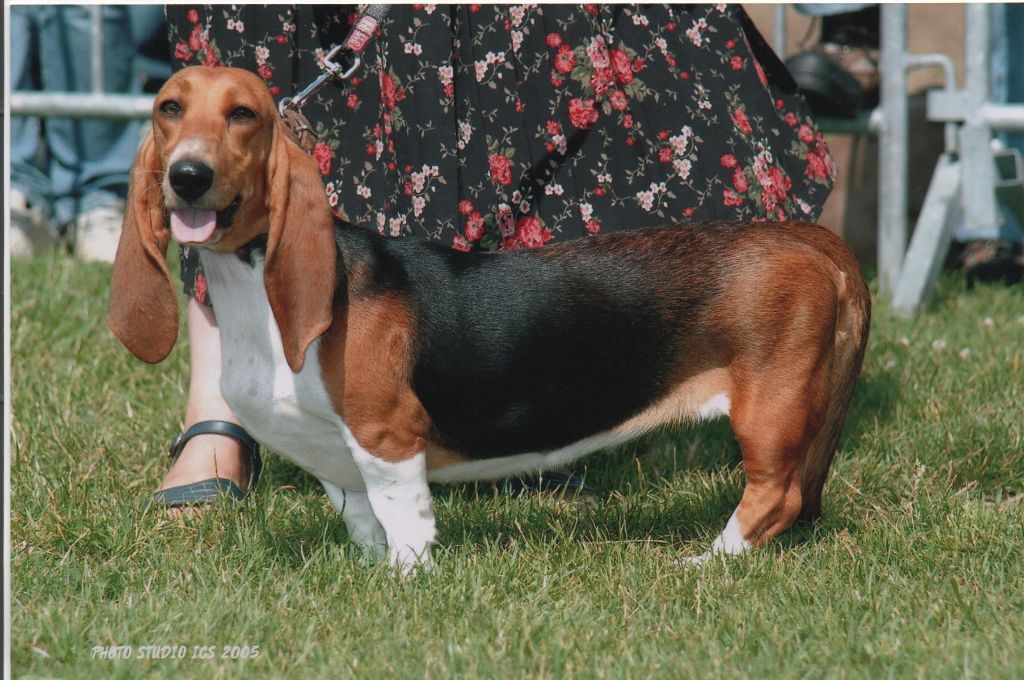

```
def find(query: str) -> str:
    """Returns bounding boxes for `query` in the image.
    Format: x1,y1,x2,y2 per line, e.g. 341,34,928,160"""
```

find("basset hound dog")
110,66,870,572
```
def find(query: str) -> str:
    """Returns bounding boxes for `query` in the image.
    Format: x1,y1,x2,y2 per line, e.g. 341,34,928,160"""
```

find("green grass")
9,253,1024,679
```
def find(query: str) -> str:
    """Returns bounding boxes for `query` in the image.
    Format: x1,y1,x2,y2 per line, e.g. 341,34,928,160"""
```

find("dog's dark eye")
159,100,181,116
230,107,256,122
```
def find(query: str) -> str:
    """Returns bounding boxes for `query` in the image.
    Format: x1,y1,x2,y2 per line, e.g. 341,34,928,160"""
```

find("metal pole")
961,4,1000,234
979,103,1024,131
891,153,963,316
91,6,104,93
878,4,908,292
905,53,959,151
773,5,787,58
966,6,991,105
10,92,155,120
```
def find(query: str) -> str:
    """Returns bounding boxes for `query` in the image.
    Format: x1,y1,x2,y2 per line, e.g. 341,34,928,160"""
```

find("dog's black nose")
169,160,215,202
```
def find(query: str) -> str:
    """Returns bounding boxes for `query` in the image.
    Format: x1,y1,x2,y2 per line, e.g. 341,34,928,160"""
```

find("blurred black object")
786,6,880,119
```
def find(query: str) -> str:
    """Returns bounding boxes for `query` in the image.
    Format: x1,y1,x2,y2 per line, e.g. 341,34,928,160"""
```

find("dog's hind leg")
322,481,387,563
683,369,826,565
685,255,869,565
684,274,842,565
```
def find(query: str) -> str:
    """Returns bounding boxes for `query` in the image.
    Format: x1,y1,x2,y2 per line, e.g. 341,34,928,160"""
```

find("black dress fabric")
166,4,834,304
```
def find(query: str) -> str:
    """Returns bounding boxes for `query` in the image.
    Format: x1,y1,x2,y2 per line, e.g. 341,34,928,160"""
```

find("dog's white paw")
676,552,715,567
677,509,753,567
389,545,434,576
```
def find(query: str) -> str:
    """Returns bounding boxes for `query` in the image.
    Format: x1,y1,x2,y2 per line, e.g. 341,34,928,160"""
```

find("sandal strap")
170,420,255,458
151,478,248,507
168,420,262,492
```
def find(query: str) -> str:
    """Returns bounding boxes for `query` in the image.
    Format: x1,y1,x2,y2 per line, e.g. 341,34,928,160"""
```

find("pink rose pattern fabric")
169,4,834,300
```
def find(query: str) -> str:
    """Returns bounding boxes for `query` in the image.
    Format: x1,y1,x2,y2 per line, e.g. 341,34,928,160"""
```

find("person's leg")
37,6,142,259
952,4,1024,285
158,298,251,494
994,3,1024,247
128,6,172,93
1004,3,1024,155
10,6,58,258
11,7,50,206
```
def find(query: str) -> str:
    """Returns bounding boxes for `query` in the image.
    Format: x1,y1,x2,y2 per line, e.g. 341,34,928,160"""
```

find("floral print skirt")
168,4,835,304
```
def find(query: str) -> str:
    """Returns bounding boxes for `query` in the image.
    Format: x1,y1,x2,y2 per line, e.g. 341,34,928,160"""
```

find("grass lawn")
9,252,1024,679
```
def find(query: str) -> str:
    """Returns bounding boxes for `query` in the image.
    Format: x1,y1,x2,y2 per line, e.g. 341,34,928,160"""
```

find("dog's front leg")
346,443,437,575
321,481,388,563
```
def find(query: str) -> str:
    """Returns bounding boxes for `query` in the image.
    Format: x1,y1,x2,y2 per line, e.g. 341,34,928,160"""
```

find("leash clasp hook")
278,46,362,117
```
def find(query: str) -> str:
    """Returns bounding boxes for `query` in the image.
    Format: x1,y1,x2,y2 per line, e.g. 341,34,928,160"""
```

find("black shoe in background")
785,6,880,119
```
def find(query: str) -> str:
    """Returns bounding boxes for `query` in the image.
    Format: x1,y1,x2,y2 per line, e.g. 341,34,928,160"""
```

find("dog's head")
109,66,335,372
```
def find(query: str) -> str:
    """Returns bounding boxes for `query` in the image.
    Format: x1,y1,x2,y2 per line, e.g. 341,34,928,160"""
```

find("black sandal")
150,420,262,507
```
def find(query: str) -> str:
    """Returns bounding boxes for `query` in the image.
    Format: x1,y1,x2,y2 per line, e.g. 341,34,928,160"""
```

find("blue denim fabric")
10,6,150,227
992,3,1024,155
955,3,1024,243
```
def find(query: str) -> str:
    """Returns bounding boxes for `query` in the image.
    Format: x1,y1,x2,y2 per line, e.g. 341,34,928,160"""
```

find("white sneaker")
9,189,58,259
72,202,125,263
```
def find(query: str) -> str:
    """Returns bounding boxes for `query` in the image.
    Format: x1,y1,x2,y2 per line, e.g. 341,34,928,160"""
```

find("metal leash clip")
279,44,361,117
277,4,390,117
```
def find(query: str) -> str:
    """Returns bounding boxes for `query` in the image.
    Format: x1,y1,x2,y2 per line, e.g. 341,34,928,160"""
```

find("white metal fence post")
878,4,909,293
961,4,1001,235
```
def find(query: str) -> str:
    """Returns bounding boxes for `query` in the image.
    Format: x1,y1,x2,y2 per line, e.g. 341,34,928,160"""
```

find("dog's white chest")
198,251,362,489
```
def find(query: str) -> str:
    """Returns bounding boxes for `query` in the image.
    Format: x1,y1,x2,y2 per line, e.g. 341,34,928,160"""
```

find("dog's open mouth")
169,196,241,244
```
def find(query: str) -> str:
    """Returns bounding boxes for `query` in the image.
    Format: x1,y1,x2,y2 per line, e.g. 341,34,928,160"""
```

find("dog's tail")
799,243,871,521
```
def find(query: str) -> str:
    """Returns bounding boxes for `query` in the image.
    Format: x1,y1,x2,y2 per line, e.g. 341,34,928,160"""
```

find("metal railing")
774,5,1024,312
11,92,155,120
9,6,155,120
890,4,1024,315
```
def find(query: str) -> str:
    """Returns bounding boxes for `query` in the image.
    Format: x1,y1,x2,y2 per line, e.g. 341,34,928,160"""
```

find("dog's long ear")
264,118,336,373
108,132,179,364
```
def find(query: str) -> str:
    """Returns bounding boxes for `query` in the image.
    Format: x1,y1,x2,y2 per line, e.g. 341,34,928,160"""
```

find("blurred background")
9,4,1024,314
747,3,1023,304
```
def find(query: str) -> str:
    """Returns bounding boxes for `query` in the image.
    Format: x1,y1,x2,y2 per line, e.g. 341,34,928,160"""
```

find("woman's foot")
10,189,58,259
157,431,251,495
156,298,257,514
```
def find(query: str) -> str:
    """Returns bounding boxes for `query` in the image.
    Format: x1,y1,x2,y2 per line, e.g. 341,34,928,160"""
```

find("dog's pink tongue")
170,208,217,243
